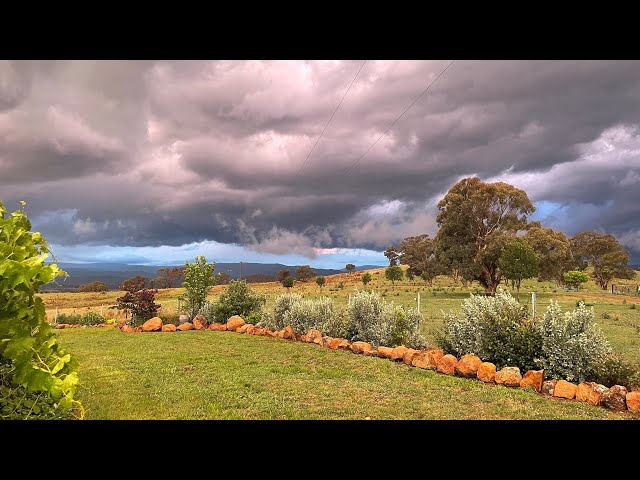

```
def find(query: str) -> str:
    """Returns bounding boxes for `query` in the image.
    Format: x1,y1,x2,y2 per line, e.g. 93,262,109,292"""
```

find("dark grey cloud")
1,60,639,262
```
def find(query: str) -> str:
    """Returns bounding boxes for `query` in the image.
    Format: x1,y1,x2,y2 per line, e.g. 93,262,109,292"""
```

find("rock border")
66,315,639,415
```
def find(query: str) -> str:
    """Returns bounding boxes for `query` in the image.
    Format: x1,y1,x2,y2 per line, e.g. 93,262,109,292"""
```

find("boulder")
246,325,257,335
403,349,421,366
575,382,607,406
600,385,628,411
56,324,68,329
236,324,250,333
294,332,305,342
162,324,177,332
477,362,497,383
264,328,275,337
436,354,459,375
226,316,245,332
134,326,143,333
121,325,135,333
283,326,294,340
377,346,395,359
142,317,163,332
412,353,431,369
520,370,544,392
626,392,640,413
553,380,577,399
177,322,194,331
307,329,323,345
391,346,408,361
455,354,483,378
350,341,373,355
541,379,558,396
192,315,209,330
178,314,190,324
209,323,227,331
495,367,522,387
326,338,342,350
338,339,351,351
364,349,383,358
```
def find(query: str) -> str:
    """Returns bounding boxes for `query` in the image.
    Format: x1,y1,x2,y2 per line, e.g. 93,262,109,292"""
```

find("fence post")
532,291,536,319
348,293,351,306
417,291,420,314
55,306,58,323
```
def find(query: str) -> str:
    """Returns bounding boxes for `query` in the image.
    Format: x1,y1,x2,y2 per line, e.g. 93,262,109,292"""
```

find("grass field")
55,328,636,420
41,267,640,364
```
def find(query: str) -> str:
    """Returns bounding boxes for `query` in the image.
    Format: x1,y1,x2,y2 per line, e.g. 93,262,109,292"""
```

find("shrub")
271,293,304,330
283,296,338,334
211,280,265,324
631,303,637,310
161,313,181,326
196,301,215,322
536,301,611,382
601,311,611,319
439,290,541,371
1,362,74,420
588,354,640,389
348,290,423,348
56,311,105,326
116,285,160,325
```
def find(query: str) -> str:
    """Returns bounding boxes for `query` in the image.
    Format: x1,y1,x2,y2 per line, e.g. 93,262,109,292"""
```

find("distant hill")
41,262,350,291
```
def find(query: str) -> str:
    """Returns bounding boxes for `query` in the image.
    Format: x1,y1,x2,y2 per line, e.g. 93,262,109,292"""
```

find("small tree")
296,265,316,282
346,263,356,274
282,276,294,289
564,270,589,291
116,284,160,324
362,272,372,288
276,269,290,283
316,276,326,291
78,281,109,292
498,239,539,299
385,265,403,290
180,256,216,319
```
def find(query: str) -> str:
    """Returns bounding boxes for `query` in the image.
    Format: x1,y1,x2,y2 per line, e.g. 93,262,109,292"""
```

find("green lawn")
56,329,636,420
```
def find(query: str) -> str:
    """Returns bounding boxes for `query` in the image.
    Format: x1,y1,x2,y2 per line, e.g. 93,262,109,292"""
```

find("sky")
1,60,639,268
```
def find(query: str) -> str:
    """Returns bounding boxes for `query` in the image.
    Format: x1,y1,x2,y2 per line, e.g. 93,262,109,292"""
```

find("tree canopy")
570,231,634,289
498,238,539,295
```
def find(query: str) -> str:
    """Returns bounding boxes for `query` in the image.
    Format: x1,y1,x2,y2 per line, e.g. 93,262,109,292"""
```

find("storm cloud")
1,60,639,263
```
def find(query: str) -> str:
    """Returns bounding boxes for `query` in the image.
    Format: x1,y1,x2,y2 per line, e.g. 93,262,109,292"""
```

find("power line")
295,60,367,177
344,60,456,175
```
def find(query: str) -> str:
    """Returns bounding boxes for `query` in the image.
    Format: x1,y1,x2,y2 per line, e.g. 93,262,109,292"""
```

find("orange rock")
327,338,342,350
626,392,640,413
294,332,305,342
307,329,323,345
363,349,383,357
391,346,408,361
236,324,250,333
134,326,143,333
350,341,373,354
226,316,246,331
520,370,545,392
142,317,163,332
121,325,135,333
553,380,577,399
477,362,497,383
436,354,458,375
283,326,294,339
162,324,177,332
455,354,483,378
338,339,351,351
177,322,194,331
575,382,607,406
264,328,275,337
192,315,209,330
403,349,420,366
495,367,522,387
411,353,431,369
377,346,395,359
56,324,68,329
541,379,558,395
245,325,256,335
209,322,227,331
601,385,628,411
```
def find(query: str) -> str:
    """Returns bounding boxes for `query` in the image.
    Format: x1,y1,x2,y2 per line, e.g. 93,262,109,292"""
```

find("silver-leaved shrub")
349,290,424,348
536,301,611,382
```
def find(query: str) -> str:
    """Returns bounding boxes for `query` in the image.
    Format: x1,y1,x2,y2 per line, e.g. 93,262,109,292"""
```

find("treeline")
384,177,636,294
